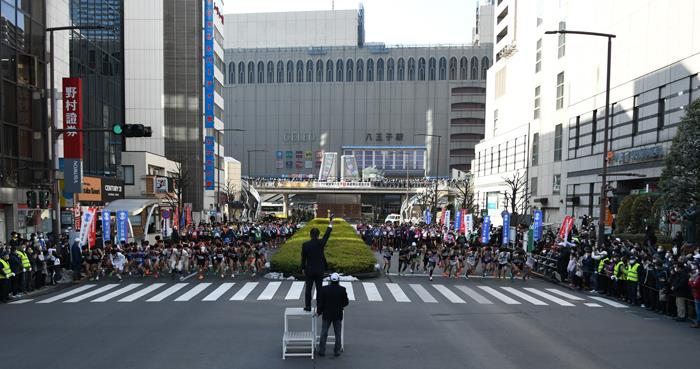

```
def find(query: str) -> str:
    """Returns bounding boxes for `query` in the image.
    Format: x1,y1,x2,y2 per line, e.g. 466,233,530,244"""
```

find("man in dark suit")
317,272,349,357
301,216,333,311
71,238,83,282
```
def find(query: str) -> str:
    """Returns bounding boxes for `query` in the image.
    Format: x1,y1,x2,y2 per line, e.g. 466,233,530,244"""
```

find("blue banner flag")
454,210,462,232
116,210,128,243
481,215,491,245
501,211,510,245
101,210,111,242
425,210,432,225
533,210,543,241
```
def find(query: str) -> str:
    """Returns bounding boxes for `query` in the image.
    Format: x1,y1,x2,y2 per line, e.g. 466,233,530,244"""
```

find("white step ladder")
282,308,316,359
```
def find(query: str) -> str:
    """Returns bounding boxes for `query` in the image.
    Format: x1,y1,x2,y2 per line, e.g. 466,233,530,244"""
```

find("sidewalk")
6,269,77,302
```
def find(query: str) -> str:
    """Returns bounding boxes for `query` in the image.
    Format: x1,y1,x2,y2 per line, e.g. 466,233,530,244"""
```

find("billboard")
340,155,360,180
203,0,214,129
63,78,83,193
204,135,215,190
318,152,337,180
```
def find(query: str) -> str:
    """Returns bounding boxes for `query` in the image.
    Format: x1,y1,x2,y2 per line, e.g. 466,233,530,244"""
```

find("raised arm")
320,220,333,247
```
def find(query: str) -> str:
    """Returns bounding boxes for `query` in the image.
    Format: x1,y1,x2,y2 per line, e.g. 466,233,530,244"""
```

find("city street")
4,275,698,369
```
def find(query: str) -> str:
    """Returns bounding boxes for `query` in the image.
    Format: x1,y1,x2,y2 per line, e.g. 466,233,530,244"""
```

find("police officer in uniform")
301,215,333,311
626,256,641,305
0,251,15,302
317,272,349,357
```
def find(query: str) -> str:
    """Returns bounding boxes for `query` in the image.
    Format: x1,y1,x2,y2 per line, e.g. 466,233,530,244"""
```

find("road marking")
340,282,355,301
8,299,33,304
64,284,119,303
257,282,281,300
433,284,466,304
589,296,628,308
230,282,258,301
175,283,212,301
92,283,142,302
118,283,166,302
285,282,304,300
584,303,603,307
545,288,585,301
524,288,575,306
386,283,410,302
501,287,548,305
312,281,329,300
37,285,96,304
202,283,234,301
409,284,438,303
147,283,189,302
477,286,521,304
454,286,493,304
362,282,382,301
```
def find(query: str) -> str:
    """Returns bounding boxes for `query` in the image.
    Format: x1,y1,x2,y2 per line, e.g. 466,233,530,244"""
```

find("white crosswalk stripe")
230,282,258,301
477,286,521,304
175,283,212,301
523,288,575,306
409,284,438,303
589,296,628,308
433,285,466,304
501,287,548,305
257,281,281,300
386,283,410,302
64,284,119,303
584,303,602,307
202,283,234,301
340,282,355,301
545,288,585,301
362,282,382,301
454,286,493,304
147,283,189,302
118,283,166,302
8,299,33,304
285,282,304,300
92,283,142,302
37,285,96,304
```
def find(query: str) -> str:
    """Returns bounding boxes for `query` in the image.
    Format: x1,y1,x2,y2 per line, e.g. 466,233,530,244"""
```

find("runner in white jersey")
109,249,127,281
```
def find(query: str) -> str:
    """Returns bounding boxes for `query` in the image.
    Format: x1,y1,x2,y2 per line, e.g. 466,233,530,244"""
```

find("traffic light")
26,190,37,209
112,124,152,137
39,190,50,209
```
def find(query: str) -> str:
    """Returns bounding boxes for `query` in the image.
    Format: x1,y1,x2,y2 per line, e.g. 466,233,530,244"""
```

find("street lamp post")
545,29,615,248
46,25,111,238
415,133,441,224
246,149,267,220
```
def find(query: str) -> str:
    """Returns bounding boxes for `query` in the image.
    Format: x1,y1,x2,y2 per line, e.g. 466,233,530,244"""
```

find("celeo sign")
63,78,83,193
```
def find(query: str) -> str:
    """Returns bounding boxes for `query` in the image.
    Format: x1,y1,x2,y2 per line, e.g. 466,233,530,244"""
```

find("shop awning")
102,198,161,216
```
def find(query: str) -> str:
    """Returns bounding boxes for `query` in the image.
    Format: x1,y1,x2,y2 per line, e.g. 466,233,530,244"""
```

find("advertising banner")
341,155,360,179
481,215,491,245
502,211,511,245
465,213,474,233
459,209,466,233
203,0,214,128
443,210,450,230
185,203,193,226
101,210,111,242
558,215,574,241
78,208,95,247
88,207,97,248
533,210,543,241
204,135,215,190
116,210,128,243
318,152,337,180
63,77,83,193
425,210,432,224
453,210,462,232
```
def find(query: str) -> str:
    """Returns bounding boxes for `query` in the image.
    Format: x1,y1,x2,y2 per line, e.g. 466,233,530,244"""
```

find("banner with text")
116,210,128,242
101,210,111,242
63,78,83,193
533,210,543,241
501,211,511,245
203,0,215,129
481,215,491,245
204,135,215,190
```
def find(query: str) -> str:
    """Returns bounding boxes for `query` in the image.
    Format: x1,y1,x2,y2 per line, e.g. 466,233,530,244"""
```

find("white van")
384,214,401,224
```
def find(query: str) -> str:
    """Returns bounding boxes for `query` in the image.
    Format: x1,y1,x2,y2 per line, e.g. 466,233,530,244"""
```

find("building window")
658,87,666,130
531,177,538,196
556,72,565,109
591,109,598,145
449,57,457,80
356,59,364,81
535,38,542,73
408,58,416,80
257,61,264,83
277,61,284,83
336,59,344,82
417,58,425,80
575,116,580,150
238,62,245,84
554,123,562,162
557,21,566,58
533,86,541,119
228,62,235,84
387,58,395,81
296,60,304,82
481,56,489,79
268,61,274,83
122,165,134,185
287,60,294,82
397,58,405,80
531,132,539,166
632,95,639,137
376,58,384,81
428,57,436,80
438,57,446,80
459,57,468,80
346,59,353,81
552,174,561,194
367,58,374,81
306,60,313,82
326,59,334,82
316,60,324,82
470,56,479,80
493,109,499,135
248,61,255,83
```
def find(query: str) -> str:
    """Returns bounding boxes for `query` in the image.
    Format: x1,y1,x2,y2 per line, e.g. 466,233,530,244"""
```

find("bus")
260,202,287,218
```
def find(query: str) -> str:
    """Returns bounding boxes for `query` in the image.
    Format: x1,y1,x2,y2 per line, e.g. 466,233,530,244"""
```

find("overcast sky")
222,0,477,45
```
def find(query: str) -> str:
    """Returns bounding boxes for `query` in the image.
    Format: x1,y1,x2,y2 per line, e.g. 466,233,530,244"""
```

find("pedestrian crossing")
19,281,629,308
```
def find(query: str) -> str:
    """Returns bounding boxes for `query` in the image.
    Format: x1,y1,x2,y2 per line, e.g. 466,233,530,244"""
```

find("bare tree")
502,170,530,217
162,160,190,213
453,176,477,214
221,180,240,204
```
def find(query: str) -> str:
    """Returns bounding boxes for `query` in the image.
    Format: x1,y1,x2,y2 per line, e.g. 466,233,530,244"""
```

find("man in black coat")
301,216,333,311
317,272,349,357
70,238,83,282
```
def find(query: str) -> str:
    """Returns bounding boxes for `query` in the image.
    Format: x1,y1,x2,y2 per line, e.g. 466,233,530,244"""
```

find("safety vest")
614,261,627,281
597,257,609,273
626,263,640,282
0,259,10,279
16,250,30,269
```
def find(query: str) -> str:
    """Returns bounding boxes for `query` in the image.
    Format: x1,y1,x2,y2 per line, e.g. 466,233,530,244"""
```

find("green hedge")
270,218,376,277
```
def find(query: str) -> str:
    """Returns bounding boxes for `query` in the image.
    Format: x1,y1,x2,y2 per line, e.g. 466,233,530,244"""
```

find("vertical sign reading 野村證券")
205,136,215,190
203,0,214,129
63,78,83,193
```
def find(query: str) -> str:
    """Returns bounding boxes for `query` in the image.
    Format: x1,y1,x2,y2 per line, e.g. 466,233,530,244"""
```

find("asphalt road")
2,273,699,369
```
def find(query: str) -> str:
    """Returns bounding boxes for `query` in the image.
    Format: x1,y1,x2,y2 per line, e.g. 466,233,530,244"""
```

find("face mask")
657,248,663,252
630,260,636,265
